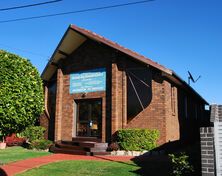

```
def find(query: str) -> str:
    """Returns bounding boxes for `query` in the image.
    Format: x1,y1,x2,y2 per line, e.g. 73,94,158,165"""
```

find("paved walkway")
0,154,134,176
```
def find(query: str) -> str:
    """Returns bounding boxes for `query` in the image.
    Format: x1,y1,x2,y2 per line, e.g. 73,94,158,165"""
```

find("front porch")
50,137,110,156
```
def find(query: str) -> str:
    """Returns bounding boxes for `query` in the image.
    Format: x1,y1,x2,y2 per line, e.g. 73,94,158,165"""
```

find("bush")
19,126,52,151
116,128,159,151
20,126,45,142
108,142,120,151
5,133,25,146
28,139,53,150
0,50,44,136
168,152,194,176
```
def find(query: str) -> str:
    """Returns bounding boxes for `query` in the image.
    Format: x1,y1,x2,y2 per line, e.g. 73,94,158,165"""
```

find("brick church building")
40,25,209,150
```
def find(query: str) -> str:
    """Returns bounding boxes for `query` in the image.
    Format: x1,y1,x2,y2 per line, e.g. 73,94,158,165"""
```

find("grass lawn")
0,146,51,165
17,160,140,176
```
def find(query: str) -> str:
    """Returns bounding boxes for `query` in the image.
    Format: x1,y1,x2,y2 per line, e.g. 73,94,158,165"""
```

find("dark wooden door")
76,99,102,138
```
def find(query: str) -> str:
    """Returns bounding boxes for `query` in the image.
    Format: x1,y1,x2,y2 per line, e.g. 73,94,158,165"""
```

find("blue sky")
0,0,221,104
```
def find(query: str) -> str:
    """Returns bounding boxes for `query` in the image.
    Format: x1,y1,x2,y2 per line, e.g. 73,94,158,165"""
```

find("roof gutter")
172,71,209,105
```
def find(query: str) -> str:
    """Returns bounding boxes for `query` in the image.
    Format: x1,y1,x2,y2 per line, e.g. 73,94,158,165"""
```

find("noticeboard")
69,68,106,94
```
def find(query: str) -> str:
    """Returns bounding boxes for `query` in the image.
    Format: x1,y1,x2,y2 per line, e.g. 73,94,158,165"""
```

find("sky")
0,0,221,104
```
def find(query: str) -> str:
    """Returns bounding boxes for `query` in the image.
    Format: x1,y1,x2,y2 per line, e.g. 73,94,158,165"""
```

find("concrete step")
52,140,109,156
50,146,87,155
55,142,85,150
61,140,80,146
61,140,108,148
79,141,108,148
72,137,102,143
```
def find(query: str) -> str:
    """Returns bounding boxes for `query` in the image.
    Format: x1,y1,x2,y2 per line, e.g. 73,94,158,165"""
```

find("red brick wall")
126,71,176,144
39,112,49,139
164,82,180,143
42,39,207,145
55,40,113,142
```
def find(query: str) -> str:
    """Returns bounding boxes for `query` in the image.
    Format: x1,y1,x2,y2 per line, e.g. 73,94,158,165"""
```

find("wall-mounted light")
81,93,87,98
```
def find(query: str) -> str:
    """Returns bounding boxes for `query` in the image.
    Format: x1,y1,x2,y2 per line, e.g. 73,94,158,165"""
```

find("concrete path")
0,154,133,176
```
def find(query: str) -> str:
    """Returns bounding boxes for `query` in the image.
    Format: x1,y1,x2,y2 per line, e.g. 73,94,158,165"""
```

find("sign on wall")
70,68,106,94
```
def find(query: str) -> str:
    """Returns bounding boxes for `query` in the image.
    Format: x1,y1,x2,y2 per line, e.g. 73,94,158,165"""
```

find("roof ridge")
70,24,172,75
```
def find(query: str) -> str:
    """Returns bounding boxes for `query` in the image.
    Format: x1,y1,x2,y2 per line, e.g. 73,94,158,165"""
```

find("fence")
200,104,222,176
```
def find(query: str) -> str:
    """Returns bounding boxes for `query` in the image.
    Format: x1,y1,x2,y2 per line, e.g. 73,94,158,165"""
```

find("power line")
0,0,154,24
0,0,63,11
0,43,49,58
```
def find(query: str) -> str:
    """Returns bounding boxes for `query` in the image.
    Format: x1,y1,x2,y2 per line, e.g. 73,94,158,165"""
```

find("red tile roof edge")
69,24,208,104
69,24,172,75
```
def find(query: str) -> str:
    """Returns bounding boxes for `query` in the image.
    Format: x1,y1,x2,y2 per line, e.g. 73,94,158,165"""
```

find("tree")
0,50,44,137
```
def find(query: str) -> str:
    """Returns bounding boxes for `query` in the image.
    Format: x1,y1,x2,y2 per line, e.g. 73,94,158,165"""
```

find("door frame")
73,98,103,139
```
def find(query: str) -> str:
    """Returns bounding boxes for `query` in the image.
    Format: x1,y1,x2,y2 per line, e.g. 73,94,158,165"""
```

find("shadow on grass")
130,141,183,176
0,168,7,176
131,154,170,176
131,140,201,176
93,140,201,176
93,151,171,176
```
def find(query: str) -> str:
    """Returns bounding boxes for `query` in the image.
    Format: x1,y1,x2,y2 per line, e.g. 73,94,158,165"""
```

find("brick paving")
0,154,134,176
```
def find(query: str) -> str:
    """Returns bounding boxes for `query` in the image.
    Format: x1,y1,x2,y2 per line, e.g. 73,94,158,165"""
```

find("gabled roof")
41,24,208,104
42,24,172,81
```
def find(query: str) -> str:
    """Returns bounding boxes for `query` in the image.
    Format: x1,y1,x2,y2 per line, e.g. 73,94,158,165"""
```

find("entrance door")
76,99,102,138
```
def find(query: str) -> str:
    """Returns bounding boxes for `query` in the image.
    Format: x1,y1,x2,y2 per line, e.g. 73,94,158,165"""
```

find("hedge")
117,128,159,151
28,139,53,150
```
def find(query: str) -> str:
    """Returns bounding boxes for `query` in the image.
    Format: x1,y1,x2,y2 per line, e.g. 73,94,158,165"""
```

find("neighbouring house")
40,25,210,150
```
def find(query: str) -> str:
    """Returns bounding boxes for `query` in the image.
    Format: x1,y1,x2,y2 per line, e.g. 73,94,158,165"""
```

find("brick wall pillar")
122,70,127,128
164,81,180,142
111,63,123,134
164,80,171,143
54,69,64,141
200,127,215,176
111,63,119,135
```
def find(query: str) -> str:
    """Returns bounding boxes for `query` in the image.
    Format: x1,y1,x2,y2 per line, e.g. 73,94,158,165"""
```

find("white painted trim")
214,122,222,175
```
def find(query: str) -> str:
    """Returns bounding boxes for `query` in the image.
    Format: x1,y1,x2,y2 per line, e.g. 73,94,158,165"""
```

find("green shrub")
0,50,44,136
116,128,159,151
20,126,52,151
168,152,194,176
29,139,53,150
20,126,45,142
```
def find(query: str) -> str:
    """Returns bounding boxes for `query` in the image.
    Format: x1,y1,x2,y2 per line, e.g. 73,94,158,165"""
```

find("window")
127,68,152,121
171,86,176,115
